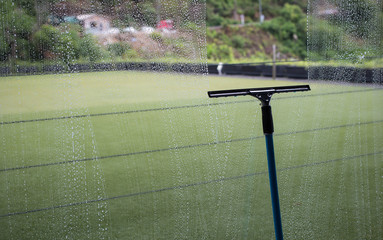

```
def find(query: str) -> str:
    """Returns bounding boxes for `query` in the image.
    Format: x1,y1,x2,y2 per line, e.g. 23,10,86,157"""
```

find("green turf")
0,71,382,239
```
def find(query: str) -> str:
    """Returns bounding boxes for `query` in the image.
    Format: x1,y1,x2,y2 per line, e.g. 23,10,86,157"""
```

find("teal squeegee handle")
262,103,283,240
265,133,283,240
259,99,283,240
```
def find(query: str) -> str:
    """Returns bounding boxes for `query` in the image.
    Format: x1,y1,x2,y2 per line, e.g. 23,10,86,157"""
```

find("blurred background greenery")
0,0,382,65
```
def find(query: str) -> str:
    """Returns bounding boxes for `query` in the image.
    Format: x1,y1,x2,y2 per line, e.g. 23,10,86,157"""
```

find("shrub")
125,49,138,59
14,38,32,61
0,34,9,61
79,35,103,62
32,25,62,60
231,35,246,49
181,22,204,36
261,3,307,58
207,14,226,27
334,0,377,39
0,4,36,61
149,32,163,42
108,42,130,57
56,33,80,64
207,43,218,60
308,18,343,57
219,45,232,61
207,43,234,62
206,29,217,39
32,24,81,63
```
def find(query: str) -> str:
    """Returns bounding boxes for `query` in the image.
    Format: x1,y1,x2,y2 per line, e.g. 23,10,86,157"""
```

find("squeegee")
208,85,310,240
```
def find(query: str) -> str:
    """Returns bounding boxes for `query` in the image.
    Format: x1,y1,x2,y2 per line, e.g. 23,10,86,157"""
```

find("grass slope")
0,71,382,239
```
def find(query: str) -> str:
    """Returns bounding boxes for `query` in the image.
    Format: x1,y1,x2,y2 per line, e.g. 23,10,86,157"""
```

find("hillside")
206,0,383,64
207,25,285,63
206,2,308,63
2,0,380,65
206,0,308,27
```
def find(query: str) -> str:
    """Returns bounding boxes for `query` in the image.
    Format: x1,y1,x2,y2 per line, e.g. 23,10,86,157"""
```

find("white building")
77,14,111,35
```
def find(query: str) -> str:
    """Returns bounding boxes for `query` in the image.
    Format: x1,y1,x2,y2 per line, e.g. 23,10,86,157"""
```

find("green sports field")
0,71,382,239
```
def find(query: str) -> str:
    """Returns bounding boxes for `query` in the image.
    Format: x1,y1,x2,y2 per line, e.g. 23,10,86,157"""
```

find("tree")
261,3,307,58
0,0,36,61
32,24,81,63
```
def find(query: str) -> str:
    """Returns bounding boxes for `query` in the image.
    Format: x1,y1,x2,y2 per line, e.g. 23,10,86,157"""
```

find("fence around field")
0,62,207,76
208,64,383,83
1,62,382,84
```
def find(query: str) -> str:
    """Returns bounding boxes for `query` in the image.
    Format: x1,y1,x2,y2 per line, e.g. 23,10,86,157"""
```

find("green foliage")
149,32,163,42
13,0,37,16
207,14,239,27
205,0,311,60
231,35,247,49
0,34,8,61
14,38,32,61
32,25,61,52
206,29,217,40
206,14,227,27
107,42,130,57
0,0,315,64
56,32,80,63
11,10,35,38
207,43,234,61
215,31,232,47
280,2,305,23
262,4,306,39
135,2,157,27
308,18,343,60
79,35,103,62
0,1,36,61
380,14,383,55
30,28,50,61
31,24,111,63
181,22,204,36
32,24,80,62
125,48,139,59
207,43,216,60
308,17,381,62
206,0,308,26
333,0,377,40
261,3,306,58
0,1,35,36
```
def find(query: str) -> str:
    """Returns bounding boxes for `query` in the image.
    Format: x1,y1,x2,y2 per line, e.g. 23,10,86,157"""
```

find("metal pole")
259,0,263,23
272,44,276,80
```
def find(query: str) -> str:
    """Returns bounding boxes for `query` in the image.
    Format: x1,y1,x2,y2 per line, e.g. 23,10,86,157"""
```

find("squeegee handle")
262,105,274,134
261,104,283,240
265,134,283,240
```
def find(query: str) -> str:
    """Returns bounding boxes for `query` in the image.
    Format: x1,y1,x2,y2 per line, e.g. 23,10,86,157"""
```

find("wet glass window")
0,0,382,239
